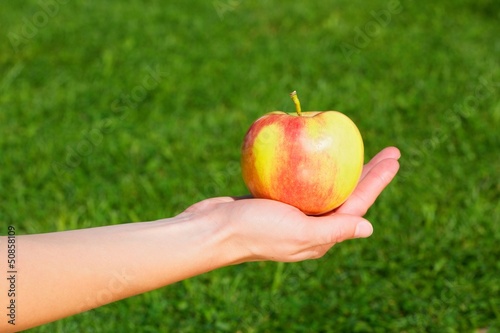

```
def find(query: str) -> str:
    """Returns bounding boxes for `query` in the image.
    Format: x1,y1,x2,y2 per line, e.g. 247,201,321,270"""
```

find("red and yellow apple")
241,91,364,215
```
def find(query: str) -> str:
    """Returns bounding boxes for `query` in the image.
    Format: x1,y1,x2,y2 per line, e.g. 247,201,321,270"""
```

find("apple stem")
290,91,302,116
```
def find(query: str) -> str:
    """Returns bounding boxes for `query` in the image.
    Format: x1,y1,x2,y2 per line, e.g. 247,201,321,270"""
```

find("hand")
181,147,401,263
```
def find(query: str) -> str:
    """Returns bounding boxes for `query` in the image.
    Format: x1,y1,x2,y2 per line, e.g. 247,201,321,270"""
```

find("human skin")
0,147,400,332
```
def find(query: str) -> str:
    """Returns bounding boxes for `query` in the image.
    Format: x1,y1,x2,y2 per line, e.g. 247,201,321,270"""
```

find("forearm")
0,214,238,332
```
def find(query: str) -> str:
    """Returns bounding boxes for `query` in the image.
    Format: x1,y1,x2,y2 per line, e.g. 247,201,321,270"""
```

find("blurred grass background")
1,0,499,332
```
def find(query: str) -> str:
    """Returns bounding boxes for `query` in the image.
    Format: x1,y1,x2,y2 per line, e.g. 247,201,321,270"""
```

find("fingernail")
354,221,373,238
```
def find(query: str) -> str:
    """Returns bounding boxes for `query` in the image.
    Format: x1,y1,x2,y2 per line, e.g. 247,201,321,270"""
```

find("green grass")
1,0,499,332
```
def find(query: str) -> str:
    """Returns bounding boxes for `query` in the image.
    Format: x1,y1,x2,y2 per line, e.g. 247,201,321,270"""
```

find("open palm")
182,146,401,263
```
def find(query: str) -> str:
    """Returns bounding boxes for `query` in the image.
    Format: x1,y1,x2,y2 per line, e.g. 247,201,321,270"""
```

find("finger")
306,214,373,246
360,146,401,180
336,158,400,216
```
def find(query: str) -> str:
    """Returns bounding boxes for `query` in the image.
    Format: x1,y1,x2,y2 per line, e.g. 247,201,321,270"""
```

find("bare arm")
2,215,238,332
0,147,400,332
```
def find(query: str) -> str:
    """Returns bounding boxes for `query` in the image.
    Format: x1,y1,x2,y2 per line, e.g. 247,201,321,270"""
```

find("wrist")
176,204,247,269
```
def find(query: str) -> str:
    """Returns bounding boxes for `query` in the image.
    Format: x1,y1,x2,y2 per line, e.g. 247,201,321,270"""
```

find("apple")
241,91,364,215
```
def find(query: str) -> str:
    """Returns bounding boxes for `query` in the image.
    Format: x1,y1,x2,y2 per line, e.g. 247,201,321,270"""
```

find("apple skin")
241,110,364,215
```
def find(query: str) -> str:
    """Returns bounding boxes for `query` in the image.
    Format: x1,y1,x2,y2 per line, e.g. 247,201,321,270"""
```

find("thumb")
307,214,373,245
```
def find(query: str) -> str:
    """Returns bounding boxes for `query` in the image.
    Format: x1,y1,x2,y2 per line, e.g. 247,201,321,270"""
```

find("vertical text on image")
6,225,17,326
